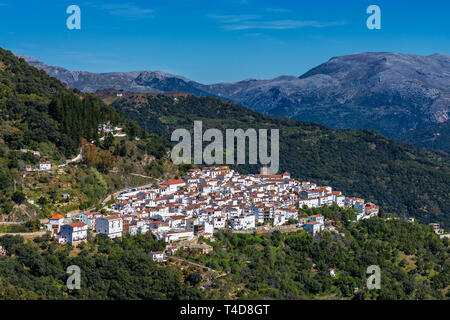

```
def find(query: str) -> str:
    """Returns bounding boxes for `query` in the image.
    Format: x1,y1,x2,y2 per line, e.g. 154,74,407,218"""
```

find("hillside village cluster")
46,166,380,257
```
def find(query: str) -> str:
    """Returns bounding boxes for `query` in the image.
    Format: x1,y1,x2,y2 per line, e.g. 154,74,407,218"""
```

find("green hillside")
181,214,450,300
0,233,204,299
109,93,450,228
397,121,450,154
1,213,447,300
0,48,173,219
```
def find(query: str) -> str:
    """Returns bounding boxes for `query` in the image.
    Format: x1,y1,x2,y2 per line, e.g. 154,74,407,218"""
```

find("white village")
45,165,380,261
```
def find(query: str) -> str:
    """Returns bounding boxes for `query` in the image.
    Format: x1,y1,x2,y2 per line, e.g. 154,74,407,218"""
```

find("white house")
327,268,336,277
163,230,194,242
47,213,65,234
298,197,320,208
346,197,365,213
273,213,286,226
60,222,87,244
277,207,298,221
212,216,227,229
96,216,123,239
251,205,272,224
77,212,98,230
202,221,214,235
303,221,323,235
39,162,52,171
132,219,150,235
166,246,178,255
332,192,345,207
160,179,186,193
229,215,255,230
308,214,324,224
149,251,166,262
167,215,186,229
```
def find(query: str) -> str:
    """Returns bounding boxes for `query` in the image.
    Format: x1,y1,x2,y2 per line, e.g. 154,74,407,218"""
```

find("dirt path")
101,180,157,205
170,256,220,274
0,230,46,239
66,146,83,164
129,173,155,179
0,221,26,225
231,225,302,234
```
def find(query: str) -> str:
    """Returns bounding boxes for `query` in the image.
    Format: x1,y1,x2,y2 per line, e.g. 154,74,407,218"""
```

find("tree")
83,144,101,168
185,272,202,286
11,191,26,204
37,196,48,206
97,150,115,173
25,219,41,232
102,133,114,150
0,168,12,191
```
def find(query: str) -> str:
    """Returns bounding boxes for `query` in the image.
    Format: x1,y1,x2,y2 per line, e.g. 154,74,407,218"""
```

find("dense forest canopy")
0,233,204,300
396,121,450,154
0,47,149,157
181,212,449,300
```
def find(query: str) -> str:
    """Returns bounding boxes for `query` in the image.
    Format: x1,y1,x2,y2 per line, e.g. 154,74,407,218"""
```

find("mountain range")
20,52,450,152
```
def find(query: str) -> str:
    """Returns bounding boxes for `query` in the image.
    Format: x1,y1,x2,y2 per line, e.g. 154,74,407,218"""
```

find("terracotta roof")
68,222,86,228
161,179,185,185
102,215,121,220
50,213,64,220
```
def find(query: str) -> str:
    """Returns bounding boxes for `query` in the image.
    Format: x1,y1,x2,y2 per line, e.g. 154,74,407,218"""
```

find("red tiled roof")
103,215,121,220
161,179,185,185
68,222,86,228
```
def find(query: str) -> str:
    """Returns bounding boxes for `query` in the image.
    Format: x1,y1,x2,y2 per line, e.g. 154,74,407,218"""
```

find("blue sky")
0,0,448,83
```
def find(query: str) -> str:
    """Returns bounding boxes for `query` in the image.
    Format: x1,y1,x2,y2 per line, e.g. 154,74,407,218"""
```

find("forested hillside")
0,211,447,300
0,48,172,219
184,213,449,300
0,233,204,299
397,121,450,154
109,93,450,228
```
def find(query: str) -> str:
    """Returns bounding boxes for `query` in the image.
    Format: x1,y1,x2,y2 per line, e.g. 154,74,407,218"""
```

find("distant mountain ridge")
19,52,450,150
18,55,212,96
208,52,449,139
